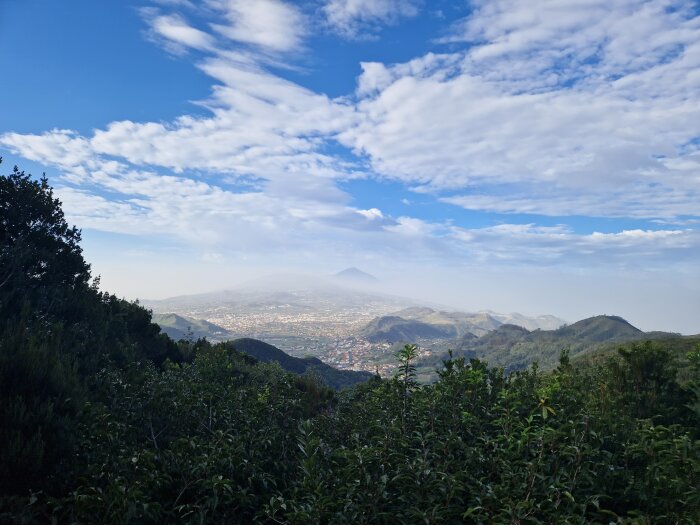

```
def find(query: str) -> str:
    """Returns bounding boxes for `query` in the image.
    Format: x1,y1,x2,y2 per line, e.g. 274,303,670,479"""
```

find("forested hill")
359,315,461,342
2,162,699,524
228,338,374,389
422,314,681,373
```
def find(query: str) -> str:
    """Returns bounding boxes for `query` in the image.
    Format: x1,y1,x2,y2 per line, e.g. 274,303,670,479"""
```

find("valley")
145,280,578,378
147,282,688,383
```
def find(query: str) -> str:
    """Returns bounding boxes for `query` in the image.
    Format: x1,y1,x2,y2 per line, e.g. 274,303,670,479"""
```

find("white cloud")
1,129,94,170
338,0,700,219
443,0,699,88
2,0,699,279
447,222,698,265
150,13,216,52
323,0,419,37
356,53,460,96
357,207,384,219
441,185,700,219
82,58,357,185
384,216,438,237
208,0,307,52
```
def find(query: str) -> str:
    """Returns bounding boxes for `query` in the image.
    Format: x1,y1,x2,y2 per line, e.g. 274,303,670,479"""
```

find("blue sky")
2,0,700,332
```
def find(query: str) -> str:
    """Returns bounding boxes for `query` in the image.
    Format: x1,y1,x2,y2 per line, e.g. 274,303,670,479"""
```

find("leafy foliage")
0,161,180,495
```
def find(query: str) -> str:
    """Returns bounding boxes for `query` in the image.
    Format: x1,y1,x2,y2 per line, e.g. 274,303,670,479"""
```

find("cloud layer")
345,0,700,220
2,0,699,276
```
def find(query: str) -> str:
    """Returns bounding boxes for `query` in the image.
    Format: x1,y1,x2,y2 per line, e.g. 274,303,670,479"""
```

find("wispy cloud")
148,12,216,53
208,0,307,53
323,0,420,38
340,0,700,220
447,222,698,266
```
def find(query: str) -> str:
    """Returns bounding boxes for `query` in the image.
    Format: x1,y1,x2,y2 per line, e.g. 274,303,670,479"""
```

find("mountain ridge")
359,307,564,343
428,314,680,373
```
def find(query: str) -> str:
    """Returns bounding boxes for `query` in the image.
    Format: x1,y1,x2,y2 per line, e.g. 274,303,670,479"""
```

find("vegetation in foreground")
1,161,699,524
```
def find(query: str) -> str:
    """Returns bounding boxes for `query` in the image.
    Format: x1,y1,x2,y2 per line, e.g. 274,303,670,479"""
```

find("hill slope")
423,315,679,372
227,338,374,390
573,334,700,383
358,316,459,343
358,308,563,343
152,313,234,342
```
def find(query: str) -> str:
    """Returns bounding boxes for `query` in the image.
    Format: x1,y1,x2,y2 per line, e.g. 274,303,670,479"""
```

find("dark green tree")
0,161,178,495
0,159,90,320
0,159,90,493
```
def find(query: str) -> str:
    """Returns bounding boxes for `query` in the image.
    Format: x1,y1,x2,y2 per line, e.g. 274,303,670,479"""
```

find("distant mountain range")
485,311,565,331
420,315,681,373
148,283,688,382
152,307,689,385
225,338,374,390
143,276,411,314
358,307,564,343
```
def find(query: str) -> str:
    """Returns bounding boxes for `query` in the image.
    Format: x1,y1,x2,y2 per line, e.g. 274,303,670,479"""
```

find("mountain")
143,277,411,314
358,316,458,343
553,315,643,342
422,315,679,373
396,308,502,336
393,307,564,334
486,312,564,331
152,313,234,342
334,267,378,283
358,307,563,344
227,338,374,390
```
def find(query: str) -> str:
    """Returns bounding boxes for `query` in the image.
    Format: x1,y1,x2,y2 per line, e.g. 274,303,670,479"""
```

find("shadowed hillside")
228,338,374,390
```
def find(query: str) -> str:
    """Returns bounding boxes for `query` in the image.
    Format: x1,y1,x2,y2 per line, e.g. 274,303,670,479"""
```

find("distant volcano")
334,267,378,283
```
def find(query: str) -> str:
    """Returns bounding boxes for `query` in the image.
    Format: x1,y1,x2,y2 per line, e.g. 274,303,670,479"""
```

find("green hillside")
359,315,458,342
228,338,374,390
554,315,644,341
421,315,679,373
573,334,700,384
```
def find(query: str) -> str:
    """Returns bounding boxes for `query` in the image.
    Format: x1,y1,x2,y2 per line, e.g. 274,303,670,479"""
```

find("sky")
1,0,699,333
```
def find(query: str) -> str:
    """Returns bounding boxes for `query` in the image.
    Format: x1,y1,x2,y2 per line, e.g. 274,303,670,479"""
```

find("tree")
0,158,91,319
0,160,92,493
0,161,178,495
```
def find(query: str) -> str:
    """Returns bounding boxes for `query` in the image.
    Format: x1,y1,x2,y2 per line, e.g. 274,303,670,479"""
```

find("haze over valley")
146,268,686,379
